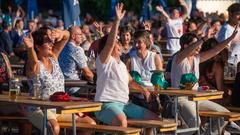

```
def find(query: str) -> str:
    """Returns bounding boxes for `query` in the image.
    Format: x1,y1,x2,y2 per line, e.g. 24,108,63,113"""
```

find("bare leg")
76,114,96,135
144,110,160,135
111,113,128,127
48,119,60,135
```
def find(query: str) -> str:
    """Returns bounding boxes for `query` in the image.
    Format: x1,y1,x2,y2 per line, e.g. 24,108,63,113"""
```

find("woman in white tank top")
171,30,238,134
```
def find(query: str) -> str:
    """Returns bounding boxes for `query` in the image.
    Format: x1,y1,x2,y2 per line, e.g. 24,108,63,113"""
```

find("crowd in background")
0,1,240,135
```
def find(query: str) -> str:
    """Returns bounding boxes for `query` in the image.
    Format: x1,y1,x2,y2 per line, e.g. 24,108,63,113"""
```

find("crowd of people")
0,1,240,135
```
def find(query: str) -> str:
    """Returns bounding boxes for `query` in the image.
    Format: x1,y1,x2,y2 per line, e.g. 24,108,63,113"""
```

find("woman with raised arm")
24,26,96,135
94,3,159,135
170,27,239,134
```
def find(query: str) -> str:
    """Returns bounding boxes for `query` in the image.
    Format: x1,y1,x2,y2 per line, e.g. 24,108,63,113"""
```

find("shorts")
95,102,148,125
26,109,79,131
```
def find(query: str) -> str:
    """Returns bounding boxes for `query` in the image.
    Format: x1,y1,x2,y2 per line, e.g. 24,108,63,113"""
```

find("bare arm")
24,35,39,78
82,67,94,81
128,74,151,102
200,28,238,63
51,30,70,59
99,3,125,64
156,5,170,21
155,53,163,70
125,57,131,72
176,37,204,64
179,0,188,20
214,63,225,90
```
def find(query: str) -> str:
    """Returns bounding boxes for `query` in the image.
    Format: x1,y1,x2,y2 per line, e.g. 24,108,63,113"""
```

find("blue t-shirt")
59,42,88,80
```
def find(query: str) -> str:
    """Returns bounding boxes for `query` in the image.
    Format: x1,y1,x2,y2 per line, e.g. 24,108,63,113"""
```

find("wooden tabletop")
0,94,101,113
131,87,224,101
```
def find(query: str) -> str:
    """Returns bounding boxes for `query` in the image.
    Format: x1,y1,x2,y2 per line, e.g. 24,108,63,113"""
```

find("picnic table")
130,87,224,135
0,94,101,135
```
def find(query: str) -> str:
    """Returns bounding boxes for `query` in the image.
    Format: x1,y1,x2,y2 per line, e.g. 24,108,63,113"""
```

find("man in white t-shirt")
217,3,240,64
156,0,188,54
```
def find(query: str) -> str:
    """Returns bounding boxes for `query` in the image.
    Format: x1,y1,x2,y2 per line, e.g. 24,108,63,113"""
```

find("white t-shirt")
95,56,129,103
130,50,156,86
171,54,200,89
217,23,240,64
166,18,184,51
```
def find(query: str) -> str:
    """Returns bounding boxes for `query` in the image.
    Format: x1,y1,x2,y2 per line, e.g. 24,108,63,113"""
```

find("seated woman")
199,38,231,105
23,26,96,135
125,30,163,111
119,25,134,63
94,3,160,135
171,28,239,134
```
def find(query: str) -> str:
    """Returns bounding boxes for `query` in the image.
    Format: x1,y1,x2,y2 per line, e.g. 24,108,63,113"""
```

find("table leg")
174,96,178,135
43,109,47,135
209,117,212,134
195,101,200,135
72,113,76,135
217,118,221,135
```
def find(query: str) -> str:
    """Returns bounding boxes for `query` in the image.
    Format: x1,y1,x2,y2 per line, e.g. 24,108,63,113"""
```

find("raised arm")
51,29,70,59
179,0,188,20
24,35,39,78
156,5,170,21
99,3,125,64
176,37,205,64
200,27,238,63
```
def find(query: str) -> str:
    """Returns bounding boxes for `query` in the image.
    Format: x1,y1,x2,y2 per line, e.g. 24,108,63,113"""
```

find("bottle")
88,50,96,71
233,54,238,76
229,63,235,77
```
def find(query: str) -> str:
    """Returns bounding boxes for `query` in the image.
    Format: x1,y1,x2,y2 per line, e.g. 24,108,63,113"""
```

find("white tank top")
95,56,129,104
171,54,200,89
130,51,156,86
166,18,183,51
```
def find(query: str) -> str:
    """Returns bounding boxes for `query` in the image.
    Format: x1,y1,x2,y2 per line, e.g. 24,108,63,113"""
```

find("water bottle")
233,54,239,76
88,50,96,70
228,63,236,77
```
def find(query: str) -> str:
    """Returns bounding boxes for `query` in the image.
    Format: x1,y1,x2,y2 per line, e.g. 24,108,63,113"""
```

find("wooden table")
131,88,224,135
0,94,101,135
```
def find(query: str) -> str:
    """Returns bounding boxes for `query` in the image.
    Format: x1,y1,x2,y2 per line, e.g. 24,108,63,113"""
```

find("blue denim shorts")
95,102,148,124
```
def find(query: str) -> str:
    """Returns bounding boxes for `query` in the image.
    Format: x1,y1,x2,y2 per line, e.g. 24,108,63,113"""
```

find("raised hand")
207,27,216,38
23,34,34,49
51,29,63,42
156,5,164,12
179,0,186,5
93,21,103,33
143,21,151,31
115,3,125,21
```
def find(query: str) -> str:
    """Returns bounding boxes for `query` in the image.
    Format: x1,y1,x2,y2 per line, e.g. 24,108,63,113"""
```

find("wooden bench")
59,122,141,135
0,116,33,135
199,110,240,134
199,111,240,122
225,106,240,112
127,119,177,133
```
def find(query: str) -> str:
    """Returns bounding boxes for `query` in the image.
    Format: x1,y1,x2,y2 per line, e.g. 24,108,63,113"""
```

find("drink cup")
154,85,161,91
33,84,41,99
9,89,18,101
